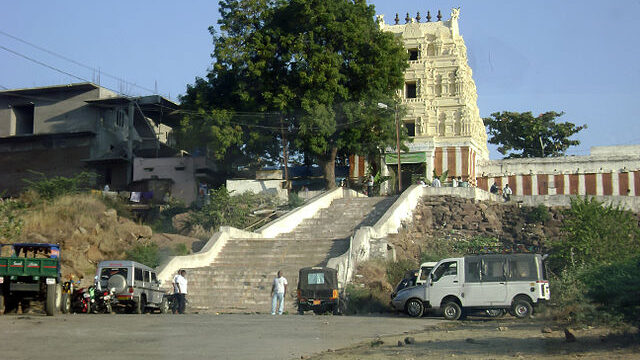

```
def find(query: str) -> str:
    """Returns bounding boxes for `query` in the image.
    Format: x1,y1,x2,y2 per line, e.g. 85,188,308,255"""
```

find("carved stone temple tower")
350,8,489,192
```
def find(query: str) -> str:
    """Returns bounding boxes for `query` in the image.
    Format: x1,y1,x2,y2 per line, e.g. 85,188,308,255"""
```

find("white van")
391,254,550,320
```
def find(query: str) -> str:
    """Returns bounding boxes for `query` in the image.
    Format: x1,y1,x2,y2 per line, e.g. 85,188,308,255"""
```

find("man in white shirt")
503,184,513,201
432,177,441,187
271,270,288,315
171,271,181,314
175,270,188,314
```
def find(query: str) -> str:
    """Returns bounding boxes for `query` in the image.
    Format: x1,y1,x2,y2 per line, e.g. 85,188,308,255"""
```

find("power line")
0,29,156,95
0,44,89,83
0,43,134,97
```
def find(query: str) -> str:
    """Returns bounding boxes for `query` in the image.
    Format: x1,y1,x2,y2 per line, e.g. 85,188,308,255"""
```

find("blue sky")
2,0,639,158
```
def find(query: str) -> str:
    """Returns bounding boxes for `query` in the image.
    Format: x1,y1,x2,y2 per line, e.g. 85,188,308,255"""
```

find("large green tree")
483,111,586,158
180,0,408,187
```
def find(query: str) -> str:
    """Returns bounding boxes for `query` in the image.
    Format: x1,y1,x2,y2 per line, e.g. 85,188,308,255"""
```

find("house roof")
0,82,99,95
86,95,180,127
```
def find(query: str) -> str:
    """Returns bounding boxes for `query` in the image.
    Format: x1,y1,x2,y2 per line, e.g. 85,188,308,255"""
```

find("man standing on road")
175,270,188,314
171,270,180,314
271,270,288,315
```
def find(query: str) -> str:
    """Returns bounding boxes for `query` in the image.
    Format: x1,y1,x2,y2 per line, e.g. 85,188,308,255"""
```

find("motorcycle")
92,287,116,314
71,286,94,314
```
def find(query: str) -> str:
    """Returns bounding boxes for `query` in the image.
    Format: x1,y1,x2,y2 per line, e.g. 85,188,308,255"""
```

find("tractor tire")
45,284,57,316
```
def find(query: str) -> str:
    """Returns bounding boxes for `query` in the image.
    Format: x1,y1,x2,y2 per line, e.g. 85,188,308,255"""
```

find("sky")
2,0,640,159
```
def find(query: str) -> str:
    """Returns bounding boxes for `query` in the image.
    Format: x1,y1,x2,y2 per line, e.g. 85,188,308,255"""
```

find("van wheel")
512,298,533,319
405,299,424,318
442,301,462,320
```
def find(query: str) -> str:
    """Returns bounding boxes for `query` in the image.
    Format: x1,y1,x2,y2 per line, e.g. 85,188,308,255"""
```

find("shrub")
386,258,418,287
580,256,640,325
550,197,640,272
288,192,305,209
23,171,97,201
344,284,390,314
526,204,551,224
452,235,501,254
187,187,281,232
0,198,25,242
172,243,190,256
125,243,160,268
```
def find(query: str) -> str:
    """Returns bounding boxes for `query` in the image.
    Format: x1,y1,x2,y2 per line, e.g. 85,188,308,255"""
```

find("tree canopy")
179,0,408,187
483,111,586,158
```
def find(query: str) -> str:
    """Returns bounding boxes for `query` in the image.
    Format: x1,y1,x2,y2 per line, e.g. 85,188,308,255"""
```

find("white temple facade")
351,9,489,192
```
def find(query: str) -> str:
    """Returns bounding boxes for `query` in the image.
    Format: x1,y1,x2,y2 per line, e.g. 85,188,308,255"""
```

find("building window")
12,104,34,135
404,121,416,137
408,48,419,61
116,110,125,127
405,82,417,99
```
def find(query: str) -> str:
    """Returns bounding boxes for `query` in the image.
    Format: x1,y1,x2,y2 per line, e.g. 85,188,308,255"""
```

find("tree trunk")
319,146,338,189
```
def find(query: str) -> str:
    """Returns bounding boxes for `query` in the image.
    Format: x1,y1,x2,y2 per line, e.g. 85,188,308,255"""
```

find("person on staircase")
271,270,288,315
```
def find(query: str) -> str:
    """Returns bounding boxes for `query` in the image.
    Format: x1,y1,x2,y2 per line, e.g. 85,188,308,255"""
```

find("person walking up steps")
271,270,288,315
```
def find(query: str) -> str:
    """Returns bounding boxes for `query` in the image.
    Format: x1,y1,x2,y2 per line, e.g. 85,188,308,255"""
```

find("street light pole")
395,103,402,193
378,102,402,194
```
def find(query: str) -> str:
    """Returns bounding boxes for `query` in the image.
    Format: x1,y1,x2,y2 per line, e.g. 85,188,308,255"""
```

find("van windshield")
100,267,127,279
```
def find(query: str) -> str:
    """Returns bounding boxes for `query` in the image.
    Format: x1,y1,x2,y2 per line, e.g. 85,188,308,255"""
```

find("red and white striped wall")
433,146,478,182
477,171,640,196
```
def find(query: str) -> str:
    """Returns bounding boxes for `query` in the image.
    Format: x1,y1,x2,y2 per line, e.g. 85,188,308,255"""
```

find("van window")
464,257,481,283
135,268,143,281
508,255,537,281
144,270,150,282
482,257,506,282
151,272,157,282
432,261,457,282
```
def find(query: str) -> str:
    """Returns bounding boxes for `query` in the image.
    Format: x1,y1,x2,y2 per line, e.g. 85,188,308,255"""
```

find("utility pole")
378,102,402,194
127,100,135,184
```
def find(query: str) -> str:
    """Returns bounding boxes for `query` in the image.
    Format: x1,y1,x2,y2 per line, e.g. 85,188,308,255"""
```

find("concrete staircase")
185,196,396,313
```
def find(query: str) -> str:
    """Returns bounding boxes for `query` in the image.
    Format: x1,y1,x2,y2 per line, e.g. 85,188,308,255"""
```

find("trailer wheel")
45,284,57,316
61,293,71,314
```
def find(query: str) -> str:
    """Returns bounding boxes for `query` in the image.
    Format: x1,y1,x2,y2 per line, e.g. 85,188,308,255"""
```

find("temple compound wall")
477,145,640,197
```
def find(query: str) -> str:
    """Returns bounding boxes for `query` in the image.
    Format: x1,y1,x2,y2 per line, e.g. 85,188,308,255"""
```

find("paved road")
0,313,441,360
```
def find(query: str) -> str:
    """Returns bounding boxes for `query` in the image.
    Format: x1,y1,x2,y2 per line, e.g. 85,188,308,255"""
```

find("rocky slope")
388,195,565,261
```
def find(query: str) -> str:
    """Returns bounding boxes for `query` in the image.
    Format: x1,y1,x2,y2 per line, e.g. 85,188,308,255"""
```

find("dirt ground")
307,317,640,360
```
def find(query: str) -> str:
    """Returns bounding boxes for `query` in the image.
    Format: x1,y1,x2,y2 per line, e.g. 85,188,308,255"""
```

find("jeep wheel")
442,301,462,321
512,298,533,319
160,296,170,314
405,299,424,318
45,284,57,316
135,296,146,314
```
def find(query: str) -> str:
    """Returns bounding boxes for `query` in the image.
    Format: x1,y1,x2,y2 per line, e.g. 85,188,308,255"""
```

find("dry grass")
16,193,153,280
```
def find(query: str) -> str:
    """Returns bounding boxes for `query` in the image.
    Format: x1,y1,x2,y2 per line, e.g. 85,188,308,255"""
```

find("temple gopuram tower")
350,8,489,192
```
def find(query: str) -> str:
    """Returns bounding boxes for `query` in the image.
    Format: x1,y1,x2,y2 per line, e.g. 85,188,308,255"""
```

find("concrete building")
0,83,180,195
351,8,489,192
